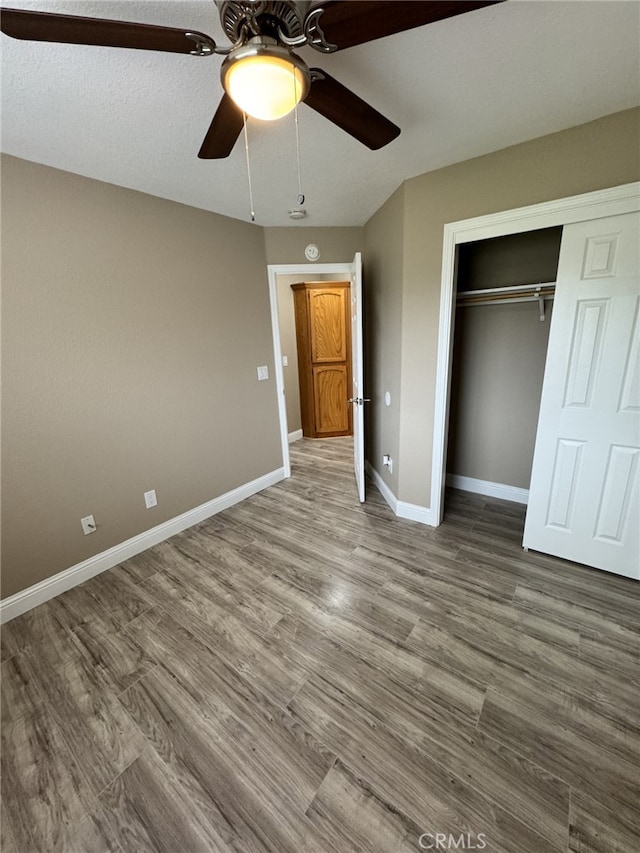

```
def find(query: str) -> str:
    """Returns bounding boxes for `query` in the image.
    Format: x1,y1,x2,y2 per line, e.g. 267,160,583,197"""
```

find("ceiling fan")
1,1,502,159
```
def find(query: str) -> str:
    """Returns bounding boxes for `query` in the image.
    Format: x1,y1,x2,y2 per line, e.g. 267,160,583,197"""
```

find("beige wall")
277,274,304,434
362,186,405,495
1,156,282,597
264,226,362,264
391,107,640,506
447,302,553,489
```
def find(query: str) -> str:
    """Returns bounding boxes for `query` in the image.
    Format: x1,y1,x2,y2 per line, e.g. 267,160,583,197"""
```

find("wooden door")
292,282,352,438
523,212,640,578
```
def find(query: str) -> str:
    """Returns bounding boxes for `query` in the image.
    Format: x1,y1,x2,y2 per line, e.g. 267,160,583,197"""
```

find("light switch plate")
144,489,157,509
257,366,269,380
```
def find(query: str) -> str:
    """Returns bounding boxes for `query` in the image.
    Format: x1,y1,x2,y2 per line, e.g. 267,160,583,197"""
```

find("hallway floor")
2,438,639,852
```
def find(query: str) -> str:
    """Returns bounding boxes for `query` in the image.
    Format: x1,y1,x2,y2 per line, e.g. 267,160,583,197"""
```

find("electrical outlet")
144,489,157,509
282,355,288,367
383,455,393,473
81,515,96,535
257,365,269,381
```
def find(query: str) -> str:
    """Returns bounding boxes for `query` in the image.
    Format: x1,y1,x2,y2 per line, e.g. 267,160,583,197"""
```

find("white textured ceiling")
2,0,639,226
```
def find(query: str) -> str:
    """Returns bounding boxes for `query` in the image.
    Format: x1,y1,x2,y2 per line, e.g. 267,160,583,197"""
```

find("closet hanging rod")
456,282,556,321
456,282,556,301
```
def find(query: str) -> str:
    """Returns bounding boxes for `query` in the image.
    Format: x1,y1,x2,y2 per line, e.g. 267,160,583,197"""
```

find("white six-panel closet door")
523,211,640,579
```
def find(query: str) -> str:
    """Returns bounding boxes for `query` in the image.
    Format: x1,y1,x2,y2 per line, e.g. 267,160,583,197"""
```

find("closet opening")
444,226,563,528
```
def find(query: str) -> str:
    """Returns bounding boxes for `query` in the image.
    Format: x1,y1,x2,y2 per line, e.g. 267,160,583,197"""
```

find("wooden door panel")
292,281,352,438
313,365,349,435
309,290,348,362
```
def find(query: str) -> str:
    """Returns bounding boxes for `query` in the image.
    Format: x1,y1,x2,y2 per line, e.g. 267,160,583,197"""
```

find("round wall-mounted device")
305,244,320,262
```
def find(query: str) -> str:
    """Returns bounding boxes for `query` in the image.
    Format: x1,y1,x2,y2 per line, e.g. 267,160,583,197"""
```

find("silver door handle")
348,397,371,405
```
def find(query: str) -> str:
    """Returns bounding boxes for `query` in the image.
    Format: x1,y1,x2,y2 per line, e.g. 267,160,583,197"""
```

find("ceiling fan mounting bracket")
186,31,245,57
185,32,217,56
279,7,337,54
302,7,338,53
309,68,326,83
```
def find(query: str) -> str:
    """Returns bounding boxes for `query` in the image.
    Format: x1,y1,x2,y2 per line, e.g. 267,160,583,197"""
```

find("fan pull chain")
242,112,256,222
293,77,304,206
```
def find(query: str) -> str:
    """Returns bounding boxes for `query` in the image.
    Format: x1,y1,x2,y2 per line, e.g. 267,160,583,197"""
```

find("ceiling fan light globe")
222,44,309,121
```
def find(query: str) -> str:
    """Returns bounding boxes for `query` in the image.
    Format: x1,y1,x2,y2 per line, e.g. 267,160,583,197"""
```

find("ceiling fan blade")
0,7,213,54
308,1,504,51
305,70,399,150
198,95,244,159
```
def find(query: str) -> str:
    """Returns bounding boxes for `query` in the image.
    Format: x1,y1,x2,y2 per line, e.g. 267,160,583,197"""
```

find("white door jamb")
267,261,356,479
432,182,640,526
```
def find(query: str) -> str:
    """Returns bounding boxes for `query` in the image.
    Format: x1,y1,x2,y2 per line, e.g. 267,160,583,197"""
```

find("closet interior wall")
446,228,562,497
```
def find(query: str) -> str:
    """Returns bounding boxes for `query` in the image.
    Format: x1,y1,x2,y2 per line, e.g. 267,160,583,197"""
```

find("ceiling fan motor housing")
217,1,311,44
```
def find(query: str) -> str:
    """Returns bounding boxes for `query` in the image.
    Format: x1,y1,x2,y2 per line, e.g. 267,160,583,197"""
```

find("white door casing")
350,252,365,502
523,212,640,579
267,257,365,502
433,182,640,529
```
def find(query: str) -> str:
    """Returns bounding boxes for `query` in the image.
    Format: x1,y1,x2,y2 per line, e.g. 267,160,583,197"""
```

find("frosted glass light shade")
222,44,309,121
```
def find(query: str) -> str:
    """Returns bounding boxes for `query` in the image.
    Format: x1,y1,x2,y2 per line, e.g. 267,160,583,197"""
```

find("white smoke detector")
288,208,307,220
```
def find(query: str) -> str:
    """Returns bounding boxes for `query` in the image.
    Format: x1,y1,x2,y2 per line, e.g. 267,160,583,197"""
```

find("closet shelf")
456,282,556,321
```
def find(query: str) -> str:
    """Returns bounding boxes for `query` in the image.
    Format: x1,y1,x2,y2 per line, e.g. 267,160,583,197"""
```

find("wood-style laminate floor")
2,438,639,853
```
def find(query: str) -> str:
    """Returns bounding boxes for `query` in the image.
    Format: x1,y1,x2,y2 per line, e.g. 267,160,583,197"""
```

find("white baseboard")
366,461,397,513
396,500,435,525
0,467,285,624
288,429,303,443
446,473,529,505
365,461,435,526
